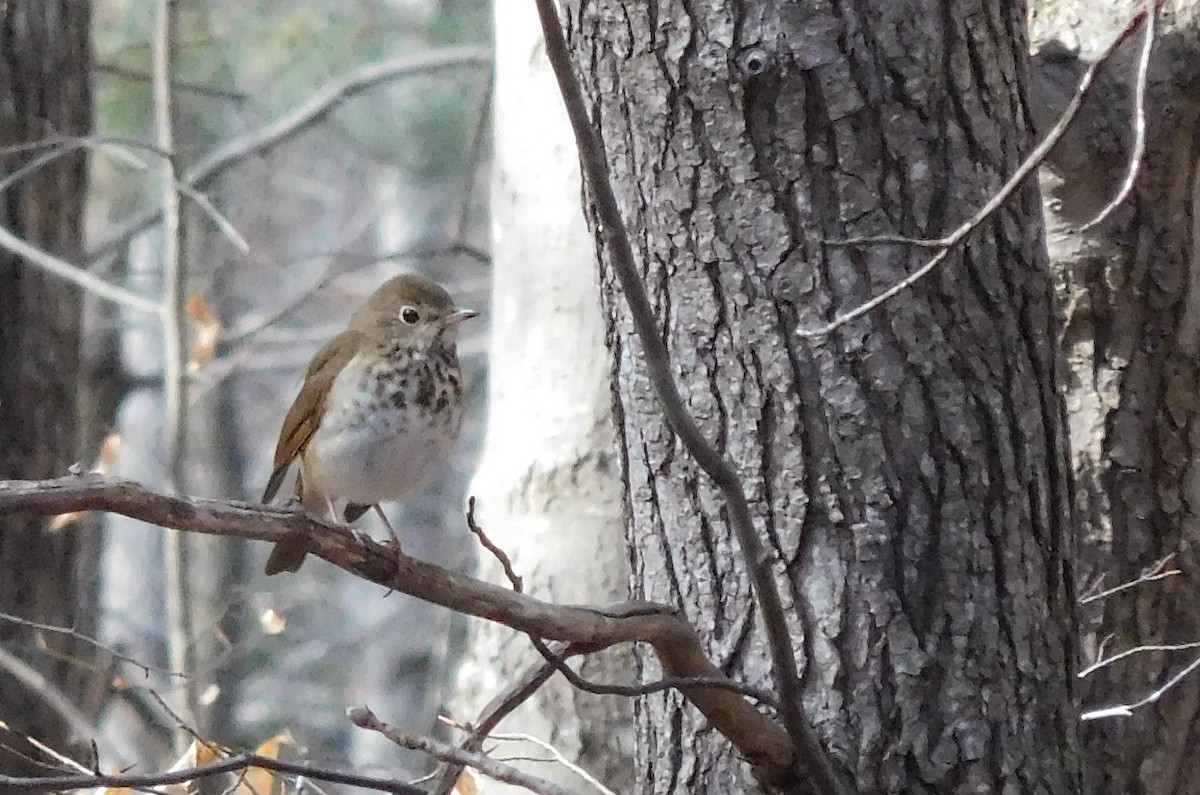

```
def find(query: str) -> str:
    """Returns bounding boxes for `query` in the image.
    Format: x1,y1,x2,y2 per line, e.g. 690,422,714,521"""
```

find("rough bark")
0,0,102,775
570,1,1078,792
447,2,635,791
1031,2,1200,792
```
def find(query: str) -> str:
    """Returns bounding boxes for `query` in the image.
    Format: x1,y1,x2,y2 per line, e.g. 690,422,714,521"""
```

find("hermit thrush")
261,274,476,575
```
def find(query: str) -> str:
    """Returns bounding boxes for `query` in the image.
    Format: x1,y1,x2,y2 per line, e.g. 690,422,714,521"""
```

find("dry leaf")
186,292,221,370
234,734,286,795
456,770,479,795
259,608,286,636
199,682,221,706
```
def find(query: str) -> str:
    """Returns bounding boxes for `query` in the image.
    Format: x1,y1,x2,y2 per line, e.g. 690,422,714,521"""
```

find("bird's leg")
373,504,403,553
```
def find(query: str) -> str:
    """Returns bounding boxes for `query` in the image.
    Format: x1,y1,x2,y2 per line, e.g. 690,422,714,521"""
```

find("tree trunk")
447,2,635,791
0,0,102,775
1031,2,1200,792
570,1,1078,792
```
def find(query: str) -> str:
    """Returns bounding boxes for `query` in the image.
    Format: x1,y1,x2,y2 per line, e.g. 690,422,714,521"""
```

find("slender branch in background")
0,646,134,765
528,3,841,792
153,0,196,740
1078,0,1156,231
0,135,248,255
0,610,185,678
446,70,494,245
0,474,800,787
350,707,578,795
1078,552,1180,604
87,47,492,265
95,62,250,101
1081,650,1200,721
217,263,340,347
1079,640,1200,679
801,2,1158,339
0,223,161,314
440,718,616,795
431,647,567,795
0,752,426,794
0,727,96,779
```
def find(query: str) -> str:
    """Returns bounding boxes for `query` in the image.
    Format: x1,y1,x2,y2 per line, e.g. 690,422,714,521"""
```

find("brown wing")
260,330,364,502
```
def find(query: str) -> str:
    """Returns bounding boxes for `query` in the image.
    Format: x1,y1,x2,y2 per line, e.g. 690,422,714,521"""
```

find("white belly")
302,356,463,505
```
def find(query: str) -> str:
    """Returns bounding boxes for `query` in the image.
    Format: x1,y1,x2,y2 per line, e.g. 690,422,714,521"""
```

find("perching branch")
0,474,799,789
529,3,844,793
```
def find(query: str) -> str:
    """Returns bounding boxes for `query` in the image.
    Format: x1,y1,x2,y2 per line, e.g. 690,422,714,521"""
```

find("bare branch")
350,707,578,795
88,47,492,264
467,498,780,706
1079,640,1200,679
0,646,134,765
153,0,195,742
0,751,424,793
0,223,161,314
1081,650,1200,721
1078,0,1156,231
1,135,248,255
442,718,616,795
1078,552,1181,605
796,2,1159,339
95,62,250,101
529,3,838,792
446,70,494,244
431,647,568,795
0,474,799,787
0,610,184,678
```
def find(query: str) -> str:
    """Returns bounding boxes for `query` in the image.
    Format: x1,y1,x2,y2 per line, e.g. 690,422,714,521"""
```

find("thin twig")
797,2,1159,338
0,610,184,678
529,3,838,792
467,499,780,706
1078,0,1156,231
446,71,494,245
1078,552,1181,605
431,648,568,795
0,134,248,255
95,62,250,101
0,647,134,765
442,718,615,795
87,47,491,265
0,223,160,314
1081,650,1200,721
1079,640,1200,679
350,707,579,795
467,497,523,592
0,752,424,793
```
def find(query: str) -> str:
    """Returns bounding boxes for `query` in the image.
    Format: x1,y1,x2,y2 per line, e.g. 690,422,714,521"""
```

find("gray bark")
0,0,103,775
571,1,1078,792
1031,2,1200,792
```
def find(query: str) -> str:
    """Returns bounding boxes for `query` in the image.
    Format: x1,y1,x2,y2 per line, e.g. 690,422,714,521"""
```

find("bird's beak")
444,308,478,326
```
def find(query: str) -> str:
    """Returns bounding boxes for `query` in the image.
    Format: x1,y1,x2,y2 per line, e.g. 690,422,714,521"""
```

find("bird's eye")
400,307,420,324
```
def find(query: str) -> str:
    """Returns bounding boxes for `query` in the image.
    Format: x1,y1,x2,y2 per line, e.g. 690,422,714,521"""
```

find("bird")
260,273,476,575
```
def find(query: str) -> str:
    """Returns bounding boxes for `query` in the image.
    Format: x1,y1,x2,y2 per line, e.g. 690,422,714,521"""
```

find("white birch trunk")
448,3,634,791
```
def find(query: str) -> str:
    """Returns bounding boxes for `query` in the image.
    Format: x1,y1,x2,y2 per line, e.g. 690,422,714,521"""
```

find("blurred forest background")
2,0,495,783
